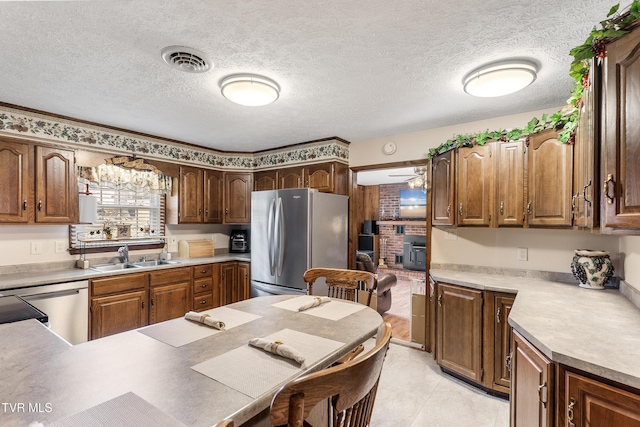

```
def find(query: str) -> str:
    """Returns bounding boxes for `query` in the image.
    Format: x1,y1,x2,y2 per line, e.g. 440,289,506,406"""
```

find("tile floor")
371,342,510,427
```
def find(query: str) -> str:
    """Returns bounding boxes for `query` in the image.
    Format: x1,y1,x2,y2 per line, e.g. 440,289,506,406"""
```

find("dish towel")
184,311,226,330
248,338,306,364
298,296,331,311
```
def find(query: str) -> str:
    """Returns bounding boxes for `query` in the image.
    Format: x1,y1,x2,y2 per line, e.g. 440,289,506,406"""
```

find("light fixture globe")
463,61,537,97
220,74,280,106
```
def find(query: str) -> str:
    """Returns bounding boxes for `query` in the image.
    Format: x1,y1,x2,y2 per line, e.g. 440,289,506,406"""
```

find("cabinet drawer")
193,277,212,294
193,264,214,279
149,267,191,286
91,273,147,296
193,292,214,311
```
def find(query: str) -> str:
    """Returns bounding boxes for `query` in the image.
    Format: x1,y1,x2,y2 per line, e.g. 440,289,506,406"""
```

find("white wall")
621,236,640,292
349,107,563,167
0,224,235,267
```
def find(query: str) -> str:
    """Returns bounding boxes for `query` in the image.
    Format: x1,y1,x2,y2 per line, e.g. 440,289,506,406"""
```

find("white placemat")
138,307,262,347
191,328,344,398
272,295,367,320
46,392,186,427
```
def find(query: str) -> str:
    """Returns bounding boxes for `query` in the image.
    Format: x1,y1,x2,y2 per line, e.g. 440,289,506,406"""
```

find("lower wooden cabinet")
494,293,515,392
510,330,553,427
150,282,191,324
436,282,483,383
90,290,147,340
237,261,251,303
193,263,217,311
219,261,251,305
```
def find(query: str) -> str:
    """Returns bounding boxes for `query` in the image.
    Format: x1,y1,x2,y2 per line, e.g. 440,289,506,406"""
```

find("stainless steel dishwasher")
8,280,89,345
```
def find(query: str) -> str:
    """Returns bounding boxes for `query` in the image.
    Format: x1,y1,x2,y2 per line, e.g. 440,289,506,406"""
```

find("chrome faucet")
118,244,129,264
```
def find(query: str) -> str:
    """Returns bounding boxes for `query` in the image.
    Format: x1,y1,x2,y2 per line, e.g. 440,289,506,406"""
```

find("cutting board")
178,240,215,258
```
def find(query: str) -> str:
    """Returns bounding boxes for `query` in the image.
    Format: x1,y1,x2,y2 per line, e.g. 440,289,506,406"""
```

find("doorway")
352,162,428,346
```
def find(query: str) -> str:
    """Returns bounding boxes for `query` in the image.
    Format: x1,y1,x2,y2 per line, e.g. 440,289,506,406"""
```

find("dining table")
0,294,383,427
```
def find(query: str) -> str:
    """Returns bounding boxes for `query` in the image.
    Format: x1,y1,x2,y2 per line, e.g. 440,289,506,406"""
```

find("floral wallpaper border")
0,106,349,170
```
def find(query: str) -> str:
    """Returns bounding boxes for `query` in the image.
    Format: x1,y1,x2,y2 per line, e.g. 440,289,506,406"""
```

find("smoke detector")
161,46,212,73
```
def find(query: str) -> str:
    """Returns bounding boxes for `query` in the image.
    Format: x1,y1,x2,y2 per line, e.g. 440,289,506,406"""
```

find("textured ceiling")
0,0,617,152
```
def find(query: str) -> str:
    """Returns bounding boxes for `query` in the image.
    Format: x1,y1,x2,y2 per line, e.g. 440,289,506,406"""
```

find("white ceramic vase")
570,249,614,290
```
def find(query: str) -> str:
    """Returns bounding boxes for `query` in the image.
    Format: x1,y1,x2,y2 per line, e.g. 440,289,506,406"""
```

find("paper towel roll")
79,194,98,224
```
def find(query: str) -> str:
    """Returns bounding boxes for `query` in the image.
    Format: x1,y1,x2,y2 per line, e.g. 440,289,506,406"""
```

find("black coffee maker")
229,230,249,253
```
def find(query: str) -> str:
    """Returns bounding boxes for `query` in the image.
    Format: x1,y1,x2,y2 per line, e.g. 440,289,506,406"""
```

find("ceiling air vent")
161,46,212,73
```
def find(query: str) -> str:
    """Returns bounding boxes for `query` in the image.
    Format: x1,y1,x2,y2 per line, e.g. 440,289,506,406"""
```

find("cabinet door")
35,145,78,223
527,130,573,227
494,294,515,391
90,291,147,340
305,163,334,192
179,166,203,223
254,170,278,191
278,167,304,189
573,59,600,229
0,139,31,223
497,140,525,226
602,26,640,229
224,172,252,224
457,143,494,226
431,150,456,226
149,282,191,324
510,330,553,427
436,282,483,383
236,261,250,303
563,370,640,427
204,169,223,223
220,261,237,305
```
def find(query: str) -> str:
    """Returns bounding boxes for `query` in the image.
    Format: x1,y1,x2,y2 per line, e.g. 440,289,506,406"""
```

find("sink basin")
131,260,181,267
90,263,142,272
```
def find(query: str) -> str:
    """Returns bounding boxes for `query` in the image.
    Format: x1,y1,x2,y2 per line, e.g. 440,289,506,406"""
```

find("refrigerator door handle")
267,198,277,275
276,196,286,276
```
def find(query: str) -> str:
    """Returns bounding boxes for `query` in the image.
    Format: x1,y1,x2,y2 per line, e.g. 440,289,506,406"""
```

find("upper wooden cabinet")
526,129,573,227
0,139,78,224
170,167,226,224
224,172,252,224
497,140,525,227
254,170,278,191
431,150,456,226
276,162,348,195
602,24,640,229
457,143,494,226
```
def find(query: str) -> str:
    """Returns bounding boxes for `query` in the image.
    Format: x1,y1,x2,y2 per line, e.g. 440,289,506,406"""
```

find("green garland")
427,0,640,159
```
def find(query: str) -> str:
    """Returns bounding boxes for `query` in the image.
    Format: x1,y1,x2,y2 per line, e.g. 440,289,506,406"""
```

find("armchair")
355,252,397,315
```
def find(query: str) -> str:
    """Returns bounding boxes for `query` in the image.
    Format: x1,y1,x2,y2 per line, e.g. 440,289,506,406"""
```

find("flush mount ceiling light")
463,61,537,97
161,46,212,73
220,74,280,106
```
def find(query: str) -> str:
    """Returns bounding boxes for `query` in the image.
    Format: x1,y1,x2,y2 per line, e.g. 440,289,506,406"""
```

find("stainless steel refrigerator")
250,188,348,297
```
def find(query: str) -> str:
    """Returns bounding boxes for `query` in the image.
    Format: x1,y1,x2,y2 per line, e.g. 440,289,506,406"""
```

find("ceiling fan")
389,166,428,190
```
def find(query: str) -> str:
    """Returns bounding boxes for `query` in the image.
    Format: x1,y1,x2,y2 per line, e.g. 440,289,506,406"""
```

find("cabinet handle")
141,301,145,309
37,200,42,211
458,203,463,217
201,269,208,274
505,354,512,373
225,208,229,215
200,299,207,305
537,382,547,407
151,298,154,307
583,179,592,206
603,173,615,204
571,193,579,217
437,294,442,307
527,201,532,215
496,308,501,323
201,283,207,288
198,208,202,215
499,201,504,215
568,397,576,427
446,204,451,217
22,200,27,211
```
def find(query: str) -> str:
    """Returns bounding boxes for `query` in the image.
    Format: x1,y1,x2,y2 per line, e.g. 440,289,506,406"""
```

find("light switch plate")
30,241,43,255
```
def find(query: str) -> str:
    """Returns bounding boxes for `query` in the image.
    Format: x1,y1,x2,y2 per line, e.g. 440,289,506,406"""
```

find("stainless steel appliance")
250,188,348,297
229,230,249,253
8,280,89,345
0,295,48,325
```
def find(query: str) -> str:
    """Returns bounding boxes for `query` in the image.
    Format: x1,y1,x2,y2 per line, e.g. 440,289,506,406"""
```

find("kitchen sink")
131,260,181,267
90,263,142,272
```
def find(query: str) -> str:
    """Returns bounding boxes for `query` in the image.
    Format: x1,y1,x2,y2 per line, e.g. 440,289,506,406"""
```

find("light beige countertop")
0,295,382,427
430,268,640,390
0,254,251,292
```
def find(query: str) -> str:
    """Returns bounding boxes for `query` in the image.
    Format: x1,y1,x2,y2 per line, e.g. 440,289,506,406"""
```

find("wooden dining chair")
304,268,377,306
270,321,392,427
213,420,233,427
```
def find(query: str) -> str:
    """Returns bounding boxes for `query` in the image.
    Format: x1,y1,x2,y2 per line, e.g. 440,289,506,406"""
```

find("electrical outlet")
55,241,67,253
518,247,528,261
168,237,177,244
30,241,43,255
